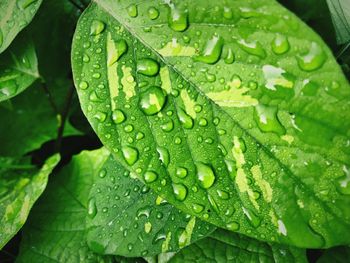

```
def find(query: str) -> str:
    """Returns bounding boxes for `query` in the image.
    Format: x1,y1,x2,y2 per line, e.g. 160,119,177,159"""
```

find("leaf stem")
336,41,350,59
41,81,59,115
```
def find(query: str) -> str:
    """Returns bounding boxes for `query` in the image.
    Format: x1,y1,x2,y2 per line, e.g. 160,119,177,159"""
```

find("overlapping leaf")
72,0,350,248
326,0,350,44
0,0,42,54
87,152,215,256
0,154,59,249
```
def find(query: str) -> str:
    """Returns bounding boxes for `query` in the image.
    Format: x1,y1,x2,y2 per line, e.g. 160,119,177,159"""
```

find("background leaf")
87,152,215,256
0,0,42,54
72,0,350,248
317,246,350,263
326,0,350,44
0,154,60,249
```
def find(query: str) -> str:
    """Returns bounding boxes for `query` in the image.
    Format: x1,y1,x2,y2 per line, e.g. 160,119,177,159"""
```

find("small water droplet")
172,183,188,201
87,198,97,218
124,124,134,133
192,203,204,213
254,104,286,135
99,169,107,178
127,243,133,251
127,4,138,18
271,34,290,55
167,2,188,32
217,189,229,200
176,167,188,178
206,72,216,82
148,7,159,20
226,221,240,231
144,171,158,183
174,137,182,144
79,81,89,90
195,35,223,64
178,108,193,129
137,58,160,76
198,118,208,126
94,112,107,123
122,145,139,165
161,120,174,132
90,20,105,36
112,109,126,124
139,86,167,115
83,54,90,63
136,132,145,140
196,163,216,189
297,42,326,71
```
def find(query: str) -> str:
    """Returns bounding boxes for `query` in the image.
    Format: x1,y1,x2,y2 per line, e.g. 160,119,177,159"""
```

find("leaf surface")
87,152,215,256
0,34,39,102
16,150,112,263
169,229,307,263
0,0,42,54
0,154,59,249
72,0,350,248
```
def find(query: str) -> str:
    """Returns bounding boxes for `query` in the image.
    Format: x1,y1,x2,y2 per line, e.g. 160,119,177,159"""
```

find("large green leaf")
16,150,112,263
0,0,42,54
87,151,215,256
72,0,350,248
0,34,39,102
169,229,307,263
0,154,59,249
0,83,79,156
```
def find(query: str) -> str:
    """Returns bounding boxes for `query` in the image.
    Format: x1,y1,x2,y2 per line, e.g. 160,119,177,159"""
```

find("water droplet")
161,120,174,132
196,163,215,189
195,35,223,64
194,105,202,113
127,243,133,251
79,81,89,90
226,221,240,231
102,207,108,213
124,124,134,133
112,109,126,124
178,108,193,129
90,20,105,36
83,54,90,63
206,73,216,82
336,166,350,195
94,112,107,123
174,137,182,144
172,183,188,201
127,4,138,18
136,132,145,140
176,167,188,178
108,39,128,66
192,203,204,213
223,6,233,19
144,171,158,183
208,194,220,213
224,47,235,64
238,39,266,58
87,198,97,218
217,189,229,200
271,34,290,55
18,0,37,9
198,118,208,127
297,42,326,71
137,206,151,218
262,65,295,91
99,169,107,178
254,104,286,135
167,2,188,32
122,145,139,165
137,58,160,76
92,73,101,79
157,147,170,167
89,91,100,102
148,7,159,20
243,207,261,227
139,86,167,115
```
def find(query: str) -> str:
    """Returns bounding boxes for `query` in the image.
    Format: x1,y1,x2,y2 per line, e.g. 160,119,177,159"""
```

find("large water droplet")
243,207,261,227
144,171,158,183
172,183,188,201
90,20,105,36
108,39,128,66
178,108,193,129
297,42,326,71
112,109,126,124
196,163,215,189
271,34,290,55
87,198,97,218
254,104,286,135
195,35,223,64
148,7,159,20
122,145,139,165
238,39,266,58
127,4,138,18
137,58,160,76
167,2,188,32
139,86,167,115
157,147,170,167
224,47,235,64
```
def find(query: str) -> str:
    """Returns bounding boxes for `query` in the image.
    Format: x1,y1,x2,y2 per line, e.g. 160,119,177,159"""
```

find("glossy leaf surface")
72,0,350,248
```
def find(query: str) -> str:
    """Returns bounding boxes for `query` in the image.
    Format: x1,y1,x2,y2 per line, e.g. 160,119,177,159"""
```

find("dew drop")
172,183,188,201
94,112,107,123
206,73,216,82
136,132,145,140
148,7,159,20
243,207,261,227
223,6,233,19
224,47,235,64
108,39,128,66
176,167,188,178
122,145,139,165
99,169,107,178
127,4,138,18
137,58,160,76
87,198,97,218
297,42,326,71
137,206,151,218
139,86,167,115
79,81,89,90
192,203,204,213
254,104,286,135
83,54,90,63
271,34,290,55
196,163,216,189
238,39,266,58
217,189,229,200
178,108,193,129
226,221,240,231
90,20,105,36
112,109,126,124
124,124,134,133
161,120,174,132
144,171,158,183
167,2,188,32
198,118,208,127
195,35,223,64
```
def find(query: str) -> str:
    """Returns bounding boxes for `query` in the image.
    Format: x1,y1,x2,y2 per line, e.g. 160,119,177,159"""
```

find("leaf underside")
72,0,350,248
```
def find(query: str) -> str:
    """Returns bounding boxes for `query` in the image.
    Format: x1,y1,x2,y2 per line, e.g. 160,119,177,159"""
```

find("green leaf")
317,246,350,263
0,83,79,156
0,154,59,249
0,0,43,54
87,152,215,257
169,229,307,263
72,0,350,248
16,149,113,263
326,0,350,44
0,33,39,102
